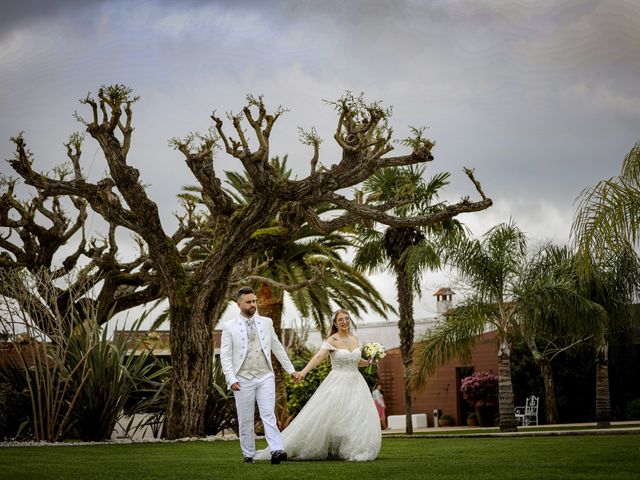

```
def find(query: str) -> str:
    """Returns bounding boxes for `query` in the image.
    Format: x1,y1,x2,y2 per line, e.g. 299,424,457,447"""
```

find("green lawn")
1,435,639,480
387,423,640,435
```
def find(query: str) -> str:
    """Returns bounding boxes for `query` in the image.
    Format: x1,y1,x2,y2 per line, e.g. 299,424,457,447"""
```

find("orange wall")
377,331,498,427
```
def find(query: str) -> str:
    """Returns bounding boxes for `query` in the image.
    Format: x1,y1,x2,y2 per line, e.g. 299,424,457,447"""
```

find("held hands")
291,371,305,384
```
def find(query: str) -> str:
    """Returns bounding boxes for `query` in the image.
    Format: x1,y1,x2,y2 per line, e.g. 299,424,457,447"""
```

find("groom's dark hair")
236,286,255,299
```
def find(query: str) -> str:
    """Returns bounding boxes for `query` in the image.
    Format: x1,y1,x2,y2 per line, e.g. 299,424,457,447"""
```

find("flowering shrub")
460,371,498,406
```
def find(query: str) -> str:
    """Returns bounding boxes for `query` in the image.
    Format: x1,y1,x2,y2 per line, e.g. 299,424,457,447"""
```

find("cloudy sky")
1,0,639,326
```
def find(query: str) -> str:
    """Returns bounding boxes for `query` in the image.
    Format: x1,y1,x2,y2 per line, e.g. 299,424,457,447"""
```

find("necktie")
246,318,256,342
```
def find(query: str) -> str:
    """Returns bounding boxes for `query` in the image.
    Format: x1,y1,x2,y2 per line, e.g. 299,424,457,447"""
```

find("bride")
255,309,382,462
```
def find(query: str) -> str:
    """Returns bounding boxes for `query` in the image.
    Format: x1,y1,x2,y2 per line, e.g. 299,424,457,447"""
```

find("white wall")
302,316,438,350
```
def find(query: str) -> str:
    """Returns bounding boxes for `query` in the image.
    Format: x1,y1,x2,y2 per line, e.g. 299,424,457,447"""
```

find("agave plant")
68,314,170,441
204,360,237,436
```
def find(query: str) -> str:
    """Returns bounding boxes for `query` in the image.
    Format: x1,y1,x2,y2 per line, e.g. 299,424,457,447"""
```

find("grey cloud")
1,0,638,268
0,0,110,37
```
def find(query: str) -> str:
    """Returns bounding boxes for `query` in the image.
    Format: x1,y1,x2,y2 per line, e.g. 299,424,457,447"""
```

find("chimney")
433,287,455,317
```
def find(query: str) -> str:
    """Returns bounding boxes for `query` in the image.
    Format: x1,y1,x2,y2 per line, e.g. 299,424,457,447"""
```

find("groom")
220,286,300,464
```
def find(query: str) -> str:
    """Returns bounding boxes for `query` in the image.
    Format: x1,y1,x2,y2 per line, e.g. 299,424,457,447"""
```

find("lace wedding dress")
255,342,381,461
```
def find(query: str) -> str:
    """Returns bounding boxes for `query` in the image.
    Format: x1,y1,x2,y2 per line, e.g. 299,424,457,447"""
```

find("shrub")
69,317,171,442
285,348,331,417
0,270,169,442
439,414,454,426
0,295,85,442
460,371,498,406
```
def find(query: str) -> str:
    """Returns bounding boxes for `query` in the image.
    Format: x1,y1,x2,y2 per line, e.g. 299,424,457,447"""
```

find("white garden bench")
514,395,539,426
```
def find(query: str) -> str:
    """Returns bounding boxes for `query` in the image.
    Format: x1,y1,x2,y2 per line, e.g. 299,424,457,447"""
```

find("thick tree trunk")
164,269,231,440
497,338,518,432
595,338,611,428
394,261,414,435
256,283,289,428
164,301,214,439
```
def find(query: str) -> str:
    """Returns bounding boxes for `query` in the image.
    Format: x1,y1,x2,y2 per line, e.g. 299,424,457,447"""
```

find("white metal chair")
514,395,539,426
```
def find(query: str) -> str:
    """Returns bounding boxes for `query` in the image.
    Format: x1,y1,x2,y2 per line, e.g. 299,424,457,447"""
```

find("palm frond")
572,141,640,265
573,177,640,260
447,221,526,302
352,233,389,274
516,243,605,337
411,303,490,389
620,141,640,185
403,240,442,293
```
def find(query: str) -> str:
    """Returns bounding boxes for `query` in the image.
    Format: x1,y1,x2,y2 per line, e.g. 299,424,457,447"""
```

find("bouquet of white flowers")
362,342,386,375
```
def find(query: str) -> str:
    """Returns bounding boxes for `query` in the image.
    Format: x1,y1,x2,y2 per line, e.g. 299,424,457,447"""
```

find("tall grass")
0,269,170,442
0,270,93,441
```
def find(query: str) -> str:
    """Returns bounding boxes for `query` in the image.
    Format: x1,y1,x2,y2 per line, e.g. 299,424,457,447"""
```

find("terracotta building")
377,331,498,427
374,288,499,427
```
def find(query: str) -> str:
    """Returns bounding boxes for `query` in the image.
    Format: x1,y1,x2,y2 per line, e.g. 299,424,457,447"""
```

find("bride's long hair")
329,309,351,337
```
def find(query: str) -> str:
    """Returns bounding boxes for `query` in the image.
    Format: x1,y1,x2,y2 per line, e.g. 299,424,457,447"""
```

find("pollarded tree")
0,157,167,332
7,86,491,438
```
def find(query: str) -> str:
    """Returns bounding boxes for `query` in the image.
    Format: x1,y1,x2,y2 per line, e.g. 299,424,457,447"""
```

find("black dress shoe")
244,457,253,464
270,450,288,464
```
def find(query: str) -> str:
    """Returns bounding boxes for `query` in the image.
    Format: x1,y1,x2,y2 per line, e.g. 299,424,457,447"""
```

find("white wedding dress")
255,342,381,461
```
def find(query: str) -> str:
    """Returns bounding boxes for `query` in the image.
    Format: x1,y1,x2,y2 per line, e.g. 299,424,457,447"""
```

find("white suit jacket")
219,314,295,388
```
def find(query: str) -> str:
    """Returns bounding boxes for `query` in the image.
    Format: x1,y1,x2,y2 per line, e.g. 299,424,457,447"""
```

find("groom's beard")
242,306,256,317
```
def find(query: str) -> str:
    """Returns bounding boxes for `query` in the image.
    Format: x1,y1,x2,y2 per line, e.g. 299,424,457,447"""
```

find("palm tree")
572,141,640,267
242,222,392,424
575,245,640,427
353,164,466,434
517,244,604,424
222,156,392,330
571,141,640,427
412,222,601,431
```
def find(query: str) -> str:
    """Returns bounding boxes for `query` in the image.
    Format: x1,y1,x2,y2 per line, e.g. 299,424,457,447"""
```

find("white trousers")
233,372,283,458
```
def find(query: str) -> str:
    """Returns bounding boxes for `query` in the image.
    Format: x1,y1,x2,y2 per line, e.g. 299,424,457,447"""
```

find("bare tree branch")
170,130,235,216
9,135,140,231
240,271,324,292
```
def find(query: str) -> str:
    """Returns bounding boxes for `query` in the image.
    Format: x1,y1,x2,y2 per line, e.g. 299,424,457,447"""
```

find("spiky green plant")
0,269,170,442
68,314,170,441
